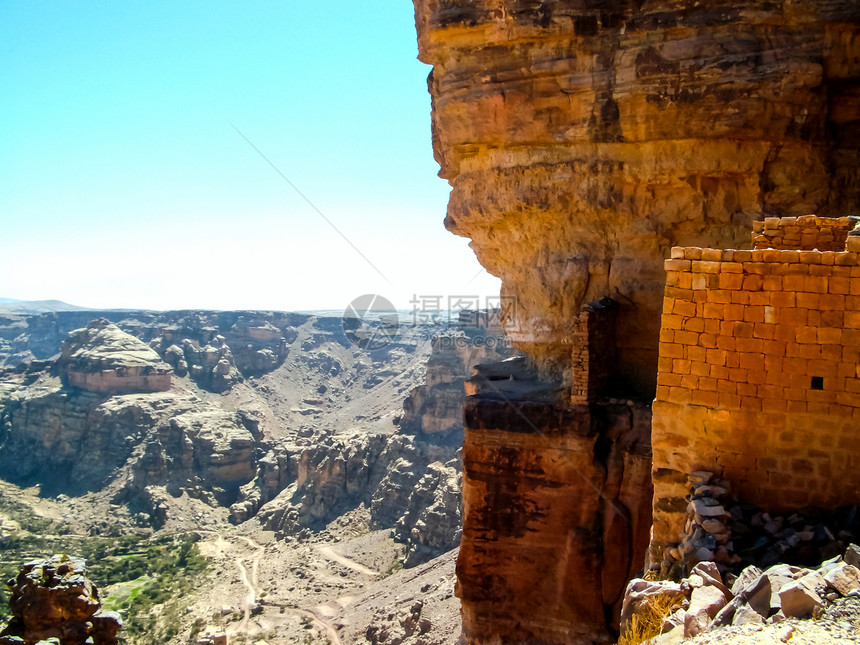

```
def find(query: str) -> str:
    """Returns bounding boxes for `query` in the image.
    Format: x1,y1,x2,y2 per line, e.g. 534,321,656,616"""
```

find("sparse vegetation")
0,499,208,645
616,593,686,645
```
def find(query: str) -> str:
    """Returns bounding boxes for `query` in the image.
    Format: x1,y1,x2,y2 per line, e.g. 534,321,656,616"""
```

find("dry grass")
617,592,686,645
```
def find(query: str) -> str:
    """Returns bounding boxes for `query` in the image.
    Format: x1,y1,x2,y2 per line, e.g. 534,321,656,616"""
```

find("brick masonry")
571,298,619,405
650,217,860,568
752,215,853,251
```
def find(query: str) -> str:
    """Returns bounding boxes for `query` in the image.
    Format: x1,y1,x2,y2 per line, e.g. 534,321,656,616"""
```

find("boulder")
778,572,825,619
683,585,727,637
823,563,860,596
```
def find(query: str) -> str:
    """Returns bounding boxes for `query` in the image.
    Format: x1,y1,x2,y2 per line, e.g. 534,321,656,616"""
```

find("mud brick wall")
571,299,619,405
649,243,860,568
752,215,853,251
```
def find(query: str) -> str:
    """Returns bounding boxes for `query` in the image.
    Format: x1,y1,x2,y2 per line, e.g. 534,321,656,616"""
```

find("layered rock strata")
457,358,652,644
414,0,860,392
254,431,463,566
3,310,305,393
61,320,171,394
0,365,257,506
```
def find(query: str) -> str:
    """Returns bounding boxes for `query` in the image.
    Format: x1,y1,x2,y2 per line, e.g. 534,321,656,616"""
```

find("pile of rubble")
622,545,860,642
668,471,859,575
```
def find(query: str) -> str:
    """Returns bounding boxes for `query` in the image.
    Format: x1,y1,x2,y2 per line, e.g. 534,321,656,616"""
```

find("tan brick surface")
652,216,860,567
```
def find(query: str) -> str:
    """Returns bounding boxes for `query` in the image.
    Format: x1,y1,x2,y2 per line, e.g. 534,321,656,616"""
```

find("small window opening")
811,376,824,390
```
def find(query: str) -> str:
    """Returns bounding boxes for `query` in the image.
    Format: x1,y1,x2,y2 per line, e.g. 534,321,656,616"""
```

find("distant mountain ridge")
0,299,91,314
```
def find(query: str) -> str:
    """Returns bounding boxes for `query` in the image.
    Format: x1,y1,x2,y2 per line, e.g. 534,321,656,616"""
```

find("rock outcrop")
0,364,257,509
400,311,513,436
254,430,463,566
414,0,860,393
61,320,171,394
456,358,652,644
413,3,860,644
3,310,305,393
0,556,121,645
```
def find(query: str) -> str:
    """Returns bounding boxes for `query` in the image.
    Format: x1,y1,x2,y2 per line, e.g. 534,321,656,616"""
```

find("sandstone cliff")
415,0,860,393
61,319,172,394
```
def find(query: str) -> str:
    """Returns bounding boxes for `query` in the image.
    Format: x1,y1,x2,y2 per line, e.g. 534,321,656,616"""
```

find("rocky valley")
0,305,511,644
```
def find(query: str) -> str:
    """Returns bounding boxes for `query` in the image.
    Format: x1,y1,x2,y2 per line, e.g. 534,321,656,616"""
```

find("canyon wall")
415,0,860,393
414,1,860,643
459,363,652,644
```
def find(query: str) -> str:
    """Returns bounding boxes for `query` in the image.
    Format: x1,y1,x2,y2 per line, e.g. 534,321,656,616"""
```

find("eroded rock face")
414,0,860,392
457,361,653,644
0,366,257,508
0,557,121,645
255,431,463,566
61,320,171,394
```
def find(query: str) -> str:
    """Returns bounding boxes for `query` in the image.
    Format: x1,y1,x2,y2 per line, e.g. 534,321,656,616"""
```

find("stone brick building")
650,216,860,568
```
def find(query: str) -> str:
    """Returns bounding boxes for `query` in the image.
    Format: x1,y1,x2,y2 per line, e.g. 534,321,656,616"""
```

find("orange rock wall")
459,398,652,644
650,237,860,567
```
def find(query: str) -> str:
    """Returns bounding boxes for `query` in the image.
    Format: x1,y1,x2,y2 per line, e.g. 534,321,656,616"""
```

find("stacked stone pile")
669,471,859,575
622,545,860,641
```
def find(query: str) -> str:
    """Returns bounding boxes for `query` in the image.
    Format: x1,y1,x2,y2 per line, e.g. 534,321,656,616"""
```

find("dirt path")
316,545,380,577
294,607,343,645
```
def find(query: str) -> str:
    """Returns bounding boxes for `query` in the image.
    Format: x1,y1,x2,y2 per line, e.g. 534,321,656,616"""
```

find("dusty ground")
188,507,461,645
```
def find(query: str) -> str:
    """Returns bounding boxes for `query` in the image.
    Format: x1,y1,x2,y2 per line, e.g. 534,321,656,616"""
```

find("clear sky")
0,1,500,312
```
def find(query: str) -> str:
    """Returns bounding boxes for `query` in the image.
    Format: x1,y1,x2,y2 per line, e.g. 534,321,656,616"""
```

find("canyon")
0,305,508,644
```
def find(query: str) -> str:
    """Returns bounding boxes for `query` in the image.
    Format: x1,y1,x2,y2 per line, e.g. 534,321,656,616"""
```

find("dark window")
811,376,824,390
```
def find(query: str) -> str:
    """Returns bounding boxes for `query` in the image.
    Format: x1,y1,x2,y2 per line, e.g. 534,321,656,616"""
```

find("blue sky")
0,1,500,311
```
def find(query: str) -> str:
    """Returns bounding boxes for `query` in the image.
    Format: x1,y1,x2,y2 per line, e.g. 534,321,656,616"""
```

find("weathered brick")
667,387,692,405
744,306,765,323
716,378,735,393
665,259,692,271
796,326,819,344
818,328,842,344
680,374,699,389
693,260,721,274
719,272,745,290
743,275,764,291
715,392,740,409
691,361,710,377
657,372,682,387
798,344,822,359
660,342,685,359
675,330,699,345
692,390,720,407
687,346,707,362
804,275,829,293
706,290,732,304
684,317,705,333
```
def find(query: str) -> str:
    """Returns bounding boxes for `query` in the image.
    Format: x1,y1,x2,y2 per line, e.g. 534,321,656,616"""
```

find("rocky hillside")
0,309,503,569
0,307,510,643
